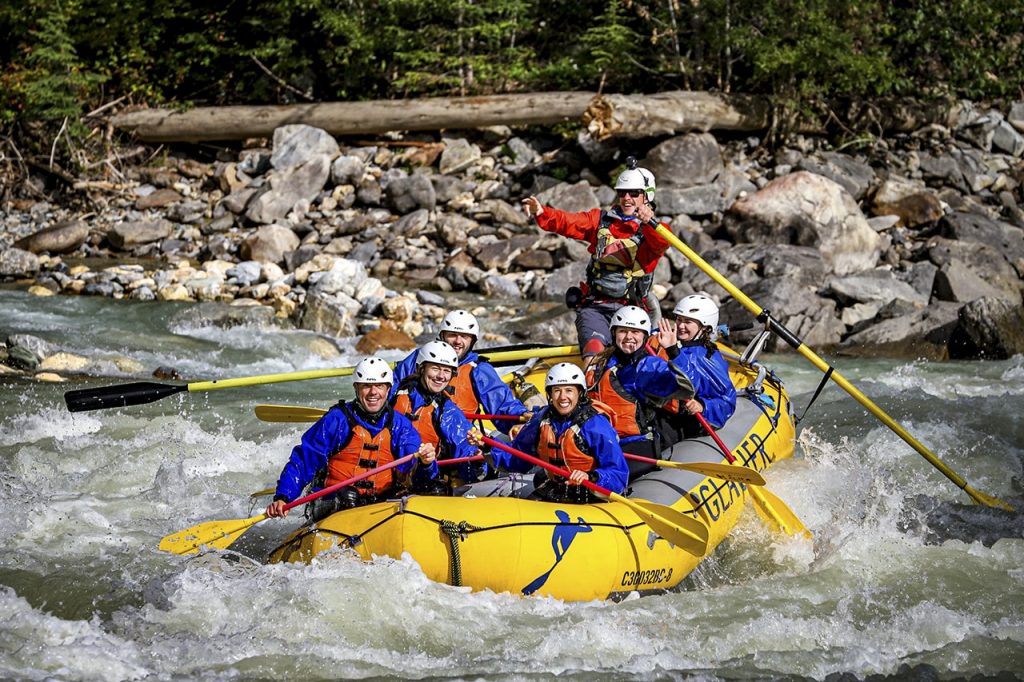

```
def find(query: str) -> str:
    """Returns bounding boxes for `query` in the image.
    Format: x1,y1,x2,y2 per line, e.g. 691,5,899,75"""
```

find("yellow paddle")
480,435,709,557
252,403,764,486
654,224,1013,512
159,454,416,555
622,452,766,486
64,344,576,413
695,412,810,538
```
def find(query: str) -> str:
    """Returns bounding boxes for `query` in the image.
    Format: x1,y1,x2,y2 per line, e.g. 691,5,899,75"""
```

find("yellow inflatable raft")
268,348,795,601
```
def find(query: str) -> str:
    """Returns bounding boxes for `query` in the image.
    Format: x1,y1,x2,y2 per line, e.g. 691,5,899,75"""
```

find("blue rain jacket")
274,402,436,502
395,382,485,482
392,348,528,434
595,350,695,444
492,405,629,494
667,342,737,428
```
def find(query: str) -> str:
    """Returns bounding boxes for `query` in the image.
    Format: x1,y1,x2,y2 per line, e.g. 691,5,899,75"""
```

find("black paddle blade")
64,381,187,412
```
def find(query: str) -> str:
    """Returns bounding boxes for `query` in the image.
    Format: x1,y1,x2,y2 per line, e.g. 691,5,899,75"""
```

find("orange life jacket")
448,361,481,415
324,406,397,496
536,406,597,473
587,365,650,439
392,384,446,453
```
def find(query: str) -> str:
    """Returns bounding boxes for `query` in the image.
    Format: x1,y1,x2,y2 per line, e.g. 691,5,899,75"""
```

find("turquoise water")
1,289,1021,681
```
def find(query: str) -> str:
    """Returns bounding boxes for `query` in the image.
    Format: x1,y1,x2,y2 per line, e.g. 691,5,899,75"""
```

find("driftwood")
110,90,967,143
585,91,966,140
110,92,596,142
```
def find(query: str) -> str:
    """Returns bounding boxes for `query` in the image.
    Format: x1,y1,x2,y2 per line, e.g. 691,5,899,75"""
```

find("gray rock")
655,184,727,216
949,297,1024,359
537,181,600,213
797,152,875,200
385,172,436,214
828,268,927,307
440,138,481,175
331,155,365,185
643,133,724,188
479,273,522,299
220,187,258,215
298,287,362,337
14,220,89,254
240,225,300,265
415,289,446,306
108,219,174,249
939,211,1024,270
725,171,882,276
246,155,332,224
271,125,340,170
933,259,1019,304
0,248,41,278
841,300,961,358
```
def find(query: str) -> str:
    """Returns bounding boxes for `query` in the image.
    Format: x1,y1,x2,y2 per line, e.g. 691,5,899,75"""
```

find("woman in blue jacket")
586,305,695,480
471,362,628,503
654,294,737,446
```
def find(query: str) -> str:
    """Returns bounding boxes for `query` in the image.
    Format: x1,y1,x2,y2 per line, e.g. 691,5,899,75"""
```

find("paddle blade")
750,487,811,538
614,495,709,557
65,382,186,412
668,460,766,486
965,485,1015,512
158,514,266,555
254,404,327,423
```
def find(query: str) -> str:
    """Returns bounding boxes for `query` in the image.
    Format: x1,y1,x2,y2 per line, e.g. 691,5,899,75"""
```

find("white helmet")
673,294,720,340
439,309,479,338
610,305,651,334
352,356,394,385
416,341,459,370
614,167,656,202
544,362,586,391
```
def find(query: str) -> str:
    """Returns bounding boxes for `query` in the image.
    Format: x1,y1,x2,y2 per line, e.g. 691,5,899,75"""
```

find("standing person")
521,157,671,364
586,306,695,481
265,357,438,521
653,294,737,446
392,340,485,492
470,363,628,503
392,309,529,436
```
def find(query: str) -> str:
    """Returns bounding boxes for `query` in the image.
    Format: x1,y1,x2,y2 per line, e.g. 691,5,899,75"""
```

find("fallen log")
110,92,596,143
585,91,965,140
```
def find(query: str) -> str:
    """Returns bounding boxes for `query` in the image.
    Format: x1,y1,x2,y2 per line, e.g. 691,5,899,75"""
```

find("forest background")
2,0,1024,161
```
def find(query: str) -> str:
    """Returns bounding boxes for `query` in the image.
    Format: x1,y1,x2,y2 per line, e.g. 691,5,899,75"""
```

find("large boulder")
240,225,300,265
948,297,1024,359
725,171,882,276
14,220,89,254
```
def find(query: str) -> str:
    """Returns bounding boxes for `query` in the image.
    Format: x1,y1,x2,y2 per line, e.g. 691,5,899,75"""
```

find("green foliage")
1,0,1022,139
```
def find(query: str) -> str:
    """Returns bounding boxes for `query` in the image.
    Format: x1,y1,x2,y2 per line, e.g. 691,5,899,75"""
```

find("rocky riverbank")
2,99,1024,378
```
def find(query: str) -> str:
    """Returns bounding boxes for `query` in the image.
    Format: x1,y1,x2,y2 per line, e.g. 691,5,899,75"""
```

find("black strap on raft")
756,308,835,425
796,366,834,425
440,519,479,587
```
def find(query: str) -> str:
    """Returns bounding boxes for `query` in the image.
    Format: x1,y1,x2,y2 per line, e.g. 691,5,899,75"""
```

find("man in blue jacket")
392,309,529,435
265,356,439,521
392,340,485,491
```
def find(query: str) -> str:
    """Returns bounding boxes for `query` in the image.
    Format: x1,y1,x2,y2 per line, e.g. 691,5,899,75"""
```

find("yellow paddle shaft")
185,345,576,393
655,224,1013,511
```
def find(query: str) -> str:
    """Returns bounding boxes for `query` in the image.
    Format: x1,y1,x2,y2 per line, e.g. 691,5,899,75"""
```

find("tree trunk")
110,92,596,142
584,91,965,140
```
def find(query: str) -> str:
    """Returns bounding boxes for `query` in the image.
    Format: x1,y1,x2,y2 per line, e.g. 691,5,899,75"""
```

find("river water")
1,288,1022,681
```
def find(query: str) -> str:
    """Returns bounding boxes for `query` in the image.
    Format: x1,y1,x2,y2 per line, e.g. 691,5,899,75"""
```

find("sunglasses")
617,189,644,198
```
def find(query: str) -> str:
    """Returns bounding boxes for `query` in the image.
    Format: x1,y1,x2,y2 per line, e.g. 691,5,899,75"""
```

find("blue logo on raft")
521,509,593,595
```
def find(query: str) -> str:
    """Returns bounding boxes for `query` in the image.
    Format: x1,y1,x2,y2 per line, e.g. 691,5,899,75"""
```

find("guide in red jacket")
522,157,670,365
